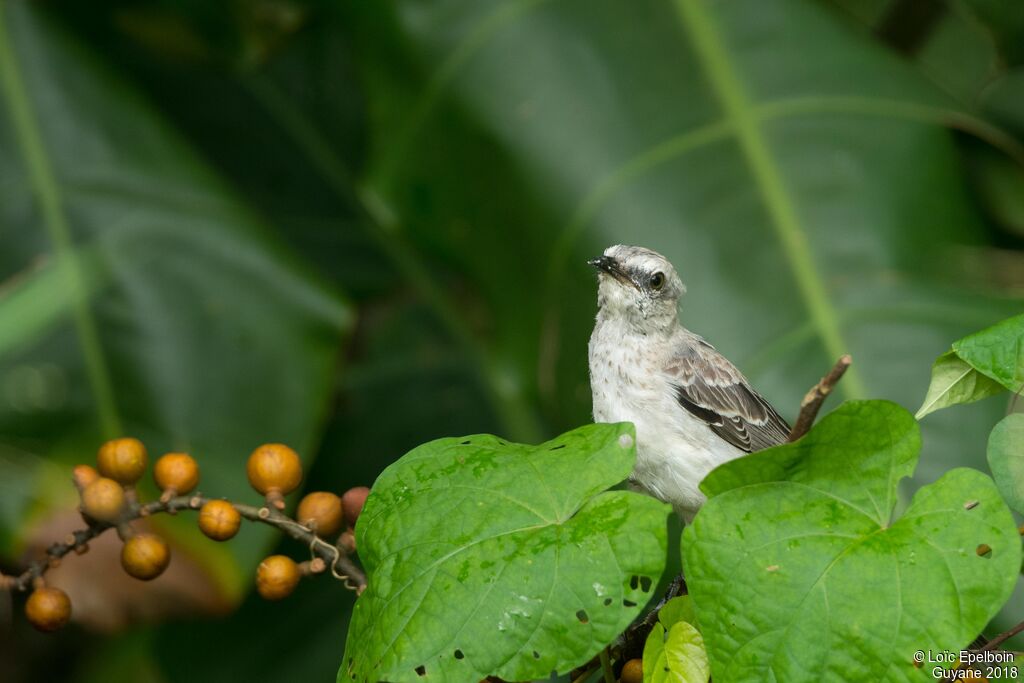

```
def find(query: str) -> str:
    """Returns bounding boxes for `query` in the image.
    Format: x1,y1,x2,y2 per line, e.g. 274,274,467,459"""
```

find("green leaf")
643,595,709,683
917,313,1024,418
954,312,1024,392
642,621,710,683
0,2,351,594
658,595,697,632
342,423,671,683
988,414,1024,515
684,401,1021,682
916,351,1006,419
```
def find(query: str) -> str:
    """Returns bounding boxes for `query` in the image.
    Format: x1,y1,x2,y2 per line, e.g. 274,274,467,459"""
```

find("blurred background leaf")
2,0,1024,679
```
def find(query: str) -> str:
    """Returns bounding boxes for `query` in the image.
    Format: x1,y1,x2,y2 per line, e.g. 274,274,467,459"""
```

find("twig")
10,495,367,594
980,620,1024,652
788,355,852,442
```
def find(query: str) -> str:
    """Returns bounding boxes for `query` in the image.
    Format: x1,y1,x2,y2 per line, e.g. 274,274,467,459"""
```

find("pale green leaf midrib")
916,364,974,418
672,0,865,399
0,4,120,437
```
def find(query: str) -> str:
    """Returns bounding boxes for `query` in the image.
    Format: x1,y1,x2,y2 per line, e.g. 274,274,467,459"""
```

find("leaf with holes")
988,414,1024,515
683,400,1020,683
341,422,670,682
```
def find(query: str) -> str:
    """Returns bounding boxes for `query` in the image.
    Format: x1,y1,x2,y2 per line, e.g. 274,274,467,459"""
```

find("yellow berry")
297,492,343,537
342,486,370,527
198,500,241,541
153,452,199,495
256,555,300,600
97,437,148,485
80,478,126,523
121,533,170,581
25,586,71,632
246,444,302,496
71,464,99,492
620,658,643,683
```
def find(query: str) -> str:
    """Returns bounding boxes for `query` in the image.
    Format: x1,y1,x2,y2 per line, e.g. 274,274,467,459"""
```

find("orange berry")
342,486,370,527
297,492,344,537
246,444,302,496
121,533,170,581
153,453,199,495
620,658,643,683
256,555,300,600
97,437,148,485
80,477,126,523
71,464,99,492
198,500,241,541
25,586,71,632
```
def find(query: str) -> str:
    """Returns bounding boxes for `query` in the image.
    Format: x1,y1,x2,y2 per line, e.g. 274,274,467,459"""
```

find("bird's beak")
588,255,636,288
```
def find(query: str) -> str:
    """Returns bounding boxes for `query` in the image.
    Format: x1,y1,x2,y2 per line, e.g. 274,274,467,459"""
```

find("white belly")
588,323,743,520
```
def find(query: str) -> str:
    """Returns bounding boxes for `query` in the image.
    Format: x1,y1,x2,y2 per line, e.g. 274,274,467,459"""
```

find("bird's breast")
588,323,662,422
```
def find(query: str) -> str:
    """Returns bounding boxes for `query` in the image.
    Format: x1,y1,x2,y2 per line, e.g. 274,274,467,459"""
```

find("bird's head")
589,244,685,331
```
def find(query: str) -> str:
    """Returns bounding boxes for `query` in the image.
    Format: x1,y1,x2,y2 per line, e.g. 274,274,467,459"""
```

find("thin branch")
981,621,1024,652
9,494,367,594
788,355,852,442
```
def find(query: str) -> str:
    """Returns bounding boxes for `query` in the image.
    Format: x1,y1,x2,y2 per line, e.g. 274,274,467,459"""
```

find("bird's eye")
649,272,665,290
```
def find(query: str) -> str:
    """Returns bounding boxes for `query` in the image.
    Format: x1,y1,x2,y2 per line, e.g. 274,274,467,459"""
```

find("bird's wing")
664,337,790,453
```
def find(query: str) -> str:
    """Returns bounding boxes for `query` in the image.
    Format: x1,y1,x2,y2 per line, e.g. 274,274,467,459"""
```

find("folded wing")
665,337,790,452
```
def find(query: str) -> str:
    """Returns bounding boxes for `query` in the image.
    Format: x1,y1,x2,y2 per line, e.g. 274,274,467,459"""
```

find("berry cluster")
1,437,370,632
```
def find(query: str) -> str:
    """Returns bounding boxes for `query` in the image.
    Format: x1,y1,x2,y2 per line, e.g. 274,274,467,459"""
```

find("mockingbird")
588,244,790,521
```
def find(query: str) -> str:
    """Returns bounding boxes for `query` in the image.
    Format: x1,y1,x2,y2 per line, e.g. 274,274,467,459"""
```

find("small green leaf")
916,351,1005,419
342,423,671,683
685,400,1021,682
658,596,697,631
988,414,1024,515
642,621,710,683
953,312,1024,392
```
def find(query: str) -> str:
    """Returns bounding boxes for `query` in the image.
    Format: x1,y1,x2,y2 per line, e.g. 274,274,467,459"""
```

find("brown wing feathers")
666,340,790,453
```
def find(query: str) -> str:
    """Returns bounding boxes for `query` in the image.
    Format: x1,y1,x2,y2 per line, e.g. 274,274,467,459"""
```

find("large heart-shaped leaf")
0,3,350,592
342,423,670,682
683,400,1020,682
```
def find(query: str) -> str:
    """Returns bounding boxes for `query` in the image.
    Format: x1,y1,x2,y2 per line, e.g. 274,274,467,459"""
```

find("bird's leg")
620,573,688,660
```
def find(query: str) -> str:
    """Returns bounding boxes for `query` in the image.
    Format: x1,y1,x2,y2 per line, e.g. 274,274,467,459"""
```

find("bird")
588,244,790,521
